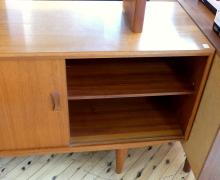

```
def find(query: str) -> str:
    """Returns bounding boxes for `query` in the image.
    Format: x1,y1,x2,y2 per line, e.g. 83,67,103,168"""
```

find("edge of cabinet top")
0,1,215,58
178,0,220,55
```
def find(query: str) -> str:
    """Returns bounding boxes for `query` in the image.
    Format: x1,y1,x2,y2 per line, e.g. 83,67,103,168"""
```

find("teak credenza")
0,1,215,174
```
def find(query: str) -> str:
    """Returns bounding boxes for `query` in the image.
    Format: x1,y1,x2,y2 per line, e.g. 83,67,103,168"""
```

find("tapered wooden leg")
183,158,191,173
115,149,128,174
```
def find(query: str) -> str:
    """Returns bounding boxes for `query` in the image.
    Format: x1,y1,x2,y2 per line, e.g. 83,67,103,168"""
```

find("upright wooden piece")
123,0,146,33
116,149,128,174
0,58,69,150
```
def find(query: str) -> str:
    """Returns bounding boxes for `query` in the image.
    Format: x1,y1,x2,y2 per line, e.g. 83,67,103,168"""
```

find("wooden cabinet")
0,58,69,150
0,0,217,175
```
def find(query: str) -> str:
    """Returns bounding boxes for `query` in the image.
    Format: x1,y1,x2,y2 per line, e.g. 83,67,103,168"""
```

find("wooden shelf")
69,97,184,146
66,59,194,100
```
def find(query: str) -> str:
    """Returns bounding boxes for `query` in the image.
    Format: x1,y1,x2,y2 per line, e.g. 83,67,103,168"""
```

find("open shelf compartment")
67,56,208,146
66,57,195,100
69,97,184,146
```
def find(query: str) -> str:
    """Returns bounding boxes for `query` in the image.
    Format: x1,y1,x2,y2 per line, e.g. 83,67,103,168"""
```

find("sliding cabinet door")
0,58,69,151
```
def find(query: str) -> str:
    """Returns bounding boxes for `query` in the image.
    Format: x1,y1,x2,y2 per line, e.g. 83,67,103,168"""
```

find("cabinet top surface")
178,0,220,55
0,1,215,58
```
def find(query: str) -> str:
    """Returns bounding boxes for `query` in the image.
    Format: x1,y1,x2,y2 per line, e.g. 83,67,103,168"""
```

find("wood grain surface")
178,0,220,54
182,54,220,177
69,97,184,146
0,1,214,58
0,58,70,150
66,58,194,100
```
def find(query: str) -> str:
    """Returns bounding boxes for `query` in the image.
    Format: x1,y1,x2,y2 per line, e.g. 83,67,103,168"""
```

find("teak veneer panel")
69,98,184,146
174,1,220,177
0,58,70,150
182,54,220,177
66,59,193,100
0,1,214,58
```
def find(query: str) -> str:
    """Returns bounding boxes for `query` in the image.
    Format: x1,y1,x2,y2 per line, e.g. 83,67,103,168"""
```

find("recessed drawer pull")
51,90,61,111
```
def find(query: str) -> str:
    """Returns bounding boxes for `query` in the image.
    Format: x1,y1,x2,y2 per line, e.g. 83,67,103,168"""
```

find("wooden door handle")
51,90,61,111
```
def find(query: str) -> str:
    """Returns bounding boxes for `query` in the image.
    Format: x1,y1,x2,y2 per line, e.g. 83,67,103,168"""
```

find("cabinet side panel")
199,128,220,180
182,54,220,177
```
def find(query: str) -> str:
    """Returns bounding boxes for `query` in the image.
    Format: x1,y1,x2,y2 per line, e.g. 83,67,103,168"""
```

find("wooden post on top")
123,0,146,33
